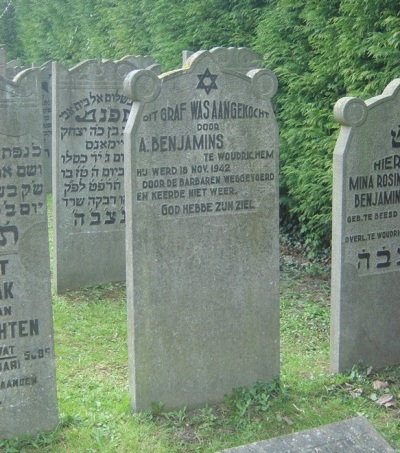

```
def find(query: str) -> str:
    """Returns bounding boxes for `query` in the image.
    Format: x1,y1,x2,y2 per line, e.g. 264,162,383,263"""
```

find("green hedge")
254,0,400,253
2,0,400,254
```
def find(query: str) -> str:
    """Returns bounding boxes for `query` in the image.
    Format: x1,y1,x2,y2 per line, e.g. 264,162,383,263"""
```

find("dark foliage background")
2,0,399,255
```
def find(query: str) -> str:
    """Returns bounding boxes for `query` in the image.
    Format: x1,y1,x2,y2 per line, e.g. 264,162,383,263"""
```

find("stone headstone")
0,70,58,438
120,54,158,68
6,59,21,79
5,62,53,192
124,49,279,411
120,55,162,77
52,57,156,293
6,63,31,80
331,80,400,372
40,62,53,192
183,47,260,74
0,45,6,77
217,417,395,452
6,58,21,67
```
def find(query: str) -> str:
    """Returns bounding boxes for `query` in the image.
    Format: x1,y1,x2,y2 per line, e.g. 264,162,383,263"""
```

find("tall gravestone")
124,49,279,410
53,57,157,293
0,45,6,78
41,62,53,192
331,80,400,372
0,69,58,437
5,61,53,192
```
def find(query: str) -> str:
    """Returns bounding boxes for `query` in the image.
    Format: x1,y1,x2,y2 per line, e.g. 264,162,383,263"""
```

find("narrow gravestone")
0,69,58,438
41,62,53,192
217,417,395,452
52,57,156,293
124,48,279,411
0,45,6,78
5,62,53,192
331,80,400,372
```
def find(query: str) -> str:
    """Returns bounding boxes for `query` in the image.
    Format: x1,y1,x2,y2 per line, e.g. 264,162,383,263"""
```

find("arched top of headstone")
0,68,41,137
124,49,277,103
0,68,41,101
6,65,31,79
182,47,260,73
209,47,260,70
6,58,21,67
40,61,52,69
67,59,142,82
55,57,159,84
334,79,400,127
119,55,156,68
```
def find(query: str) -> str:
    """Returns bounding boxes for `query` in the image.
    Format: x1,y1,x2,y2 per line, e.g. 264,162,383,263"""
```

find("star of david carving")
196,68,218,94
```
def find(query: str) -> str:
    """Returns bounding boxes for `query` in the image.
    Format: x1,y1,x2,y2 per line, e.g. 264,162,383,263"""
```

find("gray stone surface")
52,57,156,293
0,45,5,77
119,54,159,69
0,69,58,438
5,63,31,80
6,58,21,67
40,62,53,192
124,48,279,411
331,80,400,372
217,417,395,452
5,62,53,192
183,47,260,74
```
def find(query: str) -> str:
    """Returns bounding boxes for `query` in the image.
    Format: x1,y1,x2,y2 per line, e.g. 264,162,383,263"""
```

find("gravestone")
6,58,21,67
6,62,31,80
53,57,156,293
217,417,395,452
124,48,279,411
183,47,260,74
120,55,159,70
5,62,53,192
331,80,400,372
40,62,53,192
0,69,58,437
0,45,6,77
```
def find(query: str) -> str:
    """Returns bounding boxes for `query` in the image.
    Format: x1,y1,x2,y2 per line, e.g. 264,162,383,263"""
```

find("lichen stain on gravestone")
124,49,280,411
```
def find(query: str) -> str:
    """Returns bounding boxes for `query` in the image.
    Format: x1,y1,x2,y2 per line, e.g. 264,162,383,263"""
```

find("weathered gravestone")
6,61,31,80
6,59,21,79
5,62,53,193
331,80,400,372
119,55,157,68
41,62,53,192
124,48,279,411
182,47,260,73
0,45,6,77
0,69,58,438
53,57,157,293
217,417,395,452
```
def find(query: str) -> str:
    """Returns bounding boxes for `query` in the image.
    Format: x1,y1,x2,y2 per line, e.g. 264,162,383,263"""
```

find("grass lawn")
1,203,399,451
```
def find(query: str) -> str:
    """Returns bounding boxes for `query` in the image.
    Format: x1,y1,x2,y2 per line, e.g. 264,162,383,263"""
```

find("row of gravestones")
0,46,399,451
